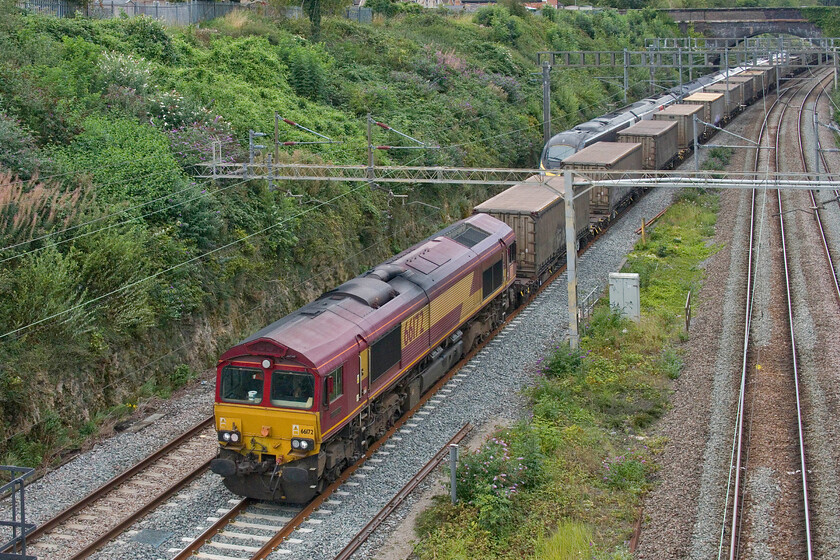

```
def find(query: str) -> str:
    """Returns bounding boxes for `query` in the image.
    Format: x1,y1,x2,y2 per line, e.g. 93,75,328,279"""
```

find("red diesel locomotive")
210,214,517,503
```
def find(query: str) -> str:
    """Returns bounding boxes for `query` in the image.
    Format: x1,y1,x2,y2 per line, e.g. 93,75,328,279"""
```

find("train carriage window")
324,366,343,405
370,325,401,383
220,366,264,404
270,371,314,409
482,259,504,299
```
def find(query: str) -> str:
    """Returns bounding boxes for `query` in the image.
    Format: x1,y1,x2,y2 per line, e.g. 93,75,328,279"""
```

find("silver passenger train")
539,59,789,170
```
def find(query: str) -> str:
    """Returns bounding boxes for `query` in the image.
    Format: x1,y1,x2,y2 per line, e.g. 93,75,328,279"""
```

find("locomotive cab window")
482,259,504,299
508,242,516,263
220,366,264,404
324,366,343,405
270,371,314,409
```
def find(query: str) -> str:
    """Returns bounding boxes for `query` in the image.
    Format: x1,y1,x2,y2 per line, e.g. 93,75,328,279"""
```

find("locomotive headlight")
220,431,231,442
291,438,315,452
229,431,241,443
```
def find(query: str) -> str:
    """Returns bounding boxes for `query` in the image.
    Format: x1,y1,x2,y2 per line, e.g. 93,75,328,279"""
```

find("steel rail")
811,88,840,304
170,497,253,559
69,457,214,560
333,424,473,560
0,415,214,555
724,73,793,560
778,69,816,559
724,68,820,560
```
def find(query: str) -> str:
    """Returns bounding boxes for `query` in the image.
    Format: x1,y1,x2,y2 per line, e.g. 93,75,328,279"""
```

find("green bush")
0,113,41,178
540,343,586,379
115,15,177,63
51,115,182,205
601,450,648,493
454,428,543,510
289,48,327,101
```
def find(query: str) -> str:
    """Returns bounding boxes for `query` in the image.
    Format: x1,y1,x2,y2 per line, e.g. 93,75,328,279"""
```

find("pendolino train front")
210,214,516,503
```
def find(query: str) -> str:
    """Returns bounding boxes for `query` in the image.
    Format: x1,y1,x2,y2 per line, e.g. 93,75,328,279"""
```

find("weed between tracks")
412,189,720,560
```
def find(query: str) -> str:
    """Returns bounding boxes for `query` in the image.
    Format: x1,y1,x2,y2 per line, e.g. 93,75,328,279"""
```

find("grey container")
727,75,755,103
616,120,678,170
741,68,772,96
474,175,590,281
561,141,643,216
703,81,743,116
652,104,704,149
681,92,725,126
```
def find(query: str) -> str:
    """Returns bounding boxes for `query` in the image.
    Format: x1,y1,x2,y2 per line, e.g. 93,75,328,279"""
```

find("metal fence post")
449,444,458,505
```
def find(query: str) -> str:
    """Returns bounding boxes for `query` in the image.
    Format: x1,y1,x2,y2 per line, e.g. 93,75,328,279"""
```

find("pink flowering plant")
601,448,649,494
455,430,541,498
452,429,542,532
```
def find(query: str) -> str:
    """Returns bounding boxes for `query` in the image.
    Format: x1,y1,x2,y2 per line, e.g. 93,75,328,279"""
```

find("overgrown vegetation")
414,190,720,559
0,1,683,467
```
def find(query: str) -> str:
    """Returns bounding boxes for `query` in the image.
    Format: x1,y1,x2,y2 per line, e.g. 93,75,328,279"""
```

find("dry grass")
0,173,89,244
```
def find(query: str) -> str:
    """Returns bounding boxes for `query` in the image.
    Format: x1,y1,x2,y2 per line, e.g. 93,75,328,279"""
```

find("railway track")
172,426,473,560
723,68,837,560
1,416,216,560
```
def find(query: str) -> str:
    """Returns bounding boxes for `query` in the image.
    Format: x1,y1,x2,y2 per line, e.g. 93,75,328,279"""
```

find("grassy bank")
413,188,720,559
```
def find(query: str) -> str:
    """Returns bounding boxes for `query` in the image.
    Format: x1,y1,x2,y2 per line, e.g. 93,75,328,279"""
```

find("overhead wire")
0,182,371,341
0,176,252,264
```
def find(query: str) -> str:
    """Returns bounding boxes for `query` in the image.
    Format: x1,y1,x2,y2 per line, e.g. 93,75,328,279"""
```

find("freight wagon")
703,81,743,116
727,75,755,104
474,175,590,288
652,104,704,150
561,142,643,217
681,92,725,127
616,120,679,170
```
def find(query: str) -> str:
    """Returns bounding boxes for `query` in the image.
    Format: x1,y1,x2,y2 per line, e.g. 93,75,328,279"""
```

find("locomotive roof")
221,214,512,373
474,175,567,215
616,120,676,137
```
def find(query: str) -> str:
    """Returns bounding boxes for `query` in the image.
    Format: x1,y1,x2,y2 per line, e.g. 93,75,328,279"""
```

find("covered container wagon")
681,92,725,127
653,104,704,149
752,65,777,89
703,81,742,116
741,69,771,96
561,141,643,216
727,75,755,104
474,175,590,284
616,120,678,170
